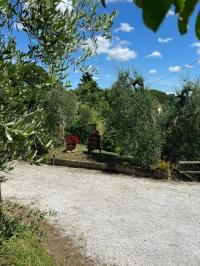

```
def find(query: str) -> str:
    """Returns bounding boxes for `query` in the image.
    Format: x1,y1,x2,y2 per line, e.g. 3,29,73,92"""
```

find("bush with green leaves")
0,0,115,173
71,104,103,143
101,129,118,152
0,60,53,171
45,87,78,145
106,70,163,167
72,73,109,143
167,79,200,162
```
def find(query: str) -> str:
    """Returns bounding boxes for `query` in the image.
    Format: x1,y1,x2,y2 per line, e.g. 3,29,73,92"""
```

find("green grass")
0,202,94,266
0,202,54,266
49,144,133,166
1,234,54,266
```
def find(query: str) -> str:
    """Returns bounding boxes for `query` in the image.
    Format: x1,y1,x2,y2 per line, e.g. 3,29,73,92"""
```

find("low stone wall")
52,159,107,171
114,164,154,177
51,158,154,178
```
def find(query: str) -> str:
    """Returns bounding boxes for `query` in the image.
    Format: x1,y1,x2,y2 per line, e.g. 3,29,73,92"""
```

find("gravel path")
3,162,200,266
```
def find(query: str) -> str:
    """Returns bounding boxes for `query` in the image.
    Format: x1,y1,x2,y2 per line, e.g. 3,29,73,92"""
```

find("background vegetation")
1,0,200,264
1,0,200,174
59,69,200,171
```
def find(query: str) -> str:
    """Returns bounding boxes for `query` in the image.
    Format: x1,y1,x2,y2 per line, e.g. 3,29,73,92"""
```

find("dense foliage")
71,70,200,170
1,0,200,172
165,79,200,162
0,0,115,173
0,60,51,171
72,72,109,143
102,70,163,166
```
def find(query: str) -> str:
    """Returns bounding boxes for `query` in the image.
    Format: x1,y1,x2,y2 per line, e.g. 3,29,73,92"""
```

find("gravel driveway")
3,162,200,266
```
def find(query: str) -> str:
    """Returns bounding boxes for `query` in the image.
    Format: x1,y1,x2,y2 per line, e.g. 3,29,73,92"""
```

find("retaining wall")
51,158,154,178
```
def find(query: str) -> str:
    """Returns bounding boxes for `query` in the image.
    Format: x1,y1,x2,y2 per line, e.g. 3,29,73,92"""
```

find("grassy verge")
0,202,94,266
48,144,133,166
0,202,54,266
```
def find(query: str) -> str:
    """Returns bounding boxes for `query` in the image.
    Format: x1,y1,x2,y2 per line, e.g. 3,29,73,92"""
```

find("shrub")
166,79,200,162
101,130,117,152
106,69,163,167
155,160,171,171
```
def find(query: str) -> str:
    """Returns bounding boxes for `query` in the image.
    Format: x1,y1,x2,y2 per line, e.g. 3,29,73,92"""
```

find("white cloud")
148,69,157,74
146,51,162,59
95,36,112,54
190,42,200,55
14,22,23,30
93,76,99,80
118,40,131,46
105,74,111,78
185,64,193,69
115,22,134,32
169,65,181,72
56,0,73,12
114,36,120,42
158,37,173,44
86,36,111,54
107,46,137,61
87,36,137,62
167,9,175,17
191,42,200,47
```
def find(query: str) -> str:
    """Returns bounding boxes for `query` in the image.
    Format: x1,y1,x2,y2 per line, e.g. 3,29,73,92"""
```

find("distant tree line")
71,70,200,168
1,0,200,174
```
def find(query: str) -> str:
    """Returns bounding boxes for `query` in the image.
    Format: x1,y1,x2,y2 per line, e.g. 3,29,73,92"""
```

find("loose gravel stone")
3,162,200,266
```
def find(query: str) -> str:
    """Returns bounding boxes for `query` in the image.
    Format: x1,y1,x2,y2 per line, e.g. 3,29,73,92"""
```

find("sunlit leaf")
195,11,200,40
178,0,199,35
5,131,12,141
46,140,53,148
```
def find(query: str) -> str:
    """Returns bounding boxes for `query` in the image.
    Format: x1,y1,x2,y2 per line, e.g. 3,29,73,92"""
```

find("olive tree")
1,0,116,76
46,88,78,143
166,79,200,162
107,70,163,167
0,0,115,199
178,87,200,160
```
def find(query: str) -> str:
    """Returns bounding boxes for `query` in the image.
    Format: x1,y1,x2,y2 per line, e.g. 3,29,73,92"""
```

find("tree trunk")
60,118,66,145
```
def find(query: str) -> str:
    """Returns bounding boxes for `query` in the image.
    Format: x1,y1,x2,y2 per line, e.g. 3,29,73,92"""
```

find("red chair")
64,135,79,152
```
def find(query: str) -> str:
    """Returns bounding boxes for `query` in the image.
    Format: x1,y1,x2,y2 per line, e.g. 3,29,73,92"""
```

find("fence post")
52,155,55,166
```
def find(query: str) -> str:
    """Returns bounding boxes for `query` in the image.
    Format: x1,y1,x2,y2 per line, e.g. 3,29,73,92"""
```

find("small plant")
154,160,172,179
155,160,171,171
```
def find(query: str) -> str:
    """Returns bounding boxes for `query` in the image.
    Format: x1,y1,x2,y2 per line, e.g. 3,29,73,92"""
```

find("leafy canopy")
1,0,116,80
0,0,115,172
106,69,163,166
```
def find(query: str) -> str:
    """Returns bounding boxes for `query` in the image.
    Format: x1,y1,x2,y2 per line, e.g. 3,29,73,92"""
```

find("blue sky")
13,0,200,93
71,0,200,93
